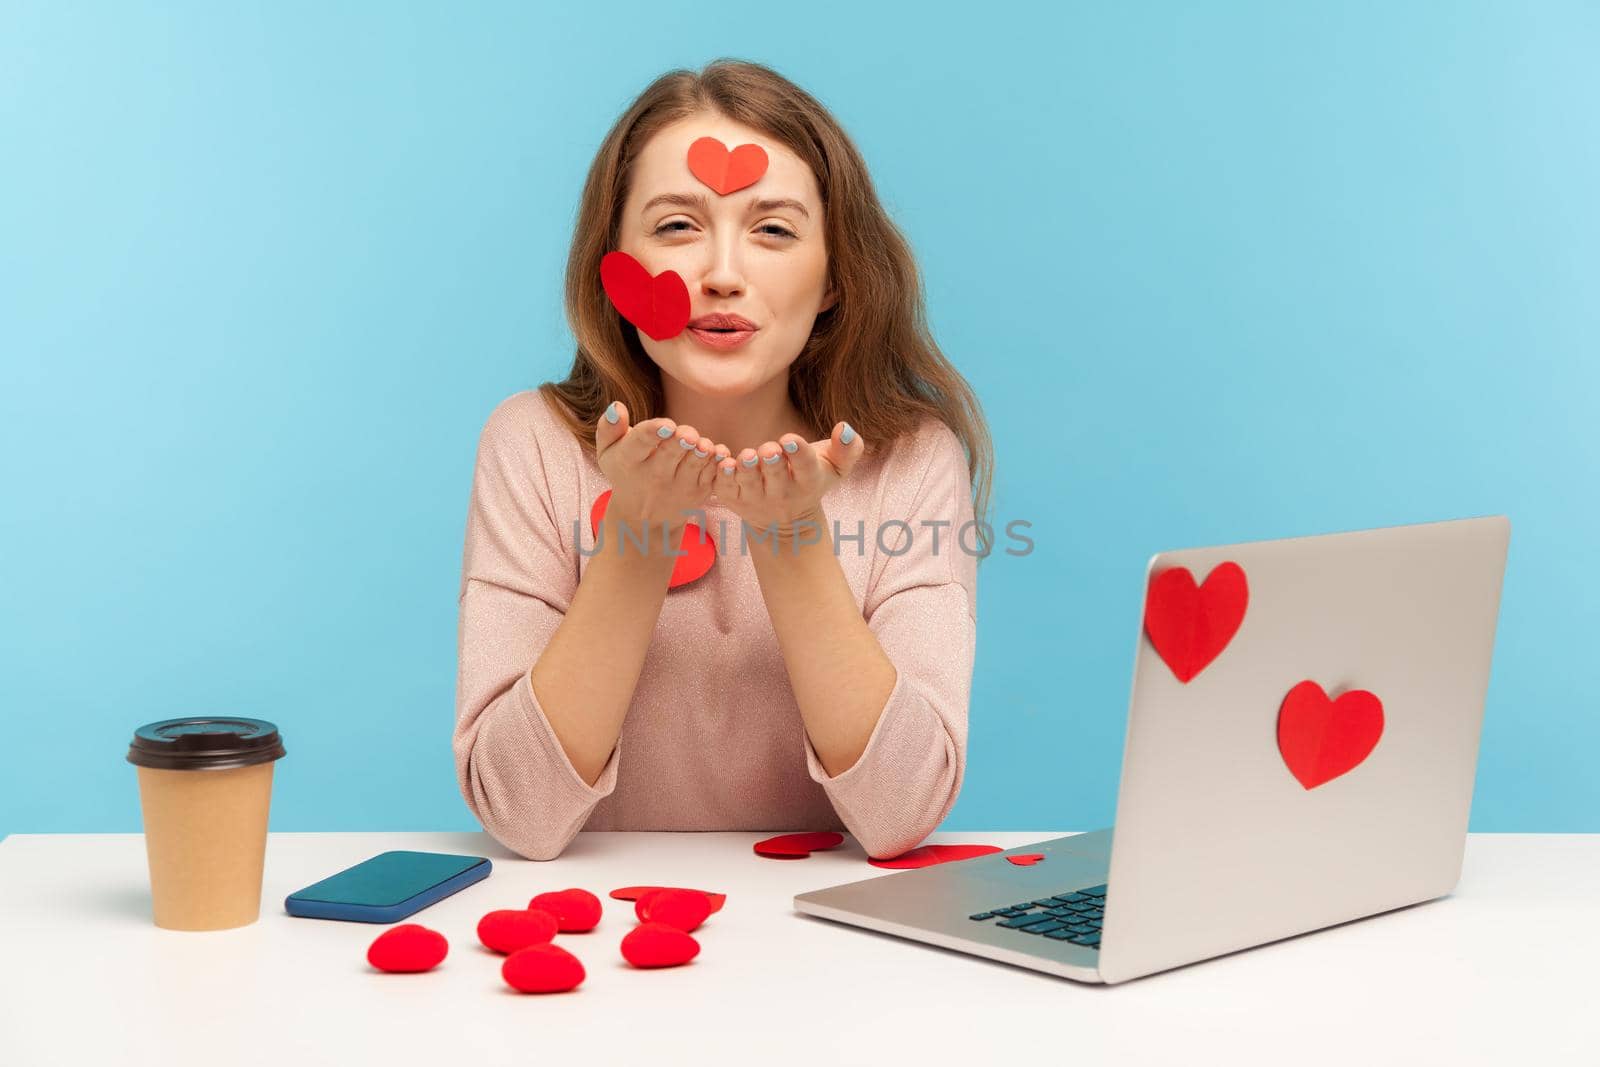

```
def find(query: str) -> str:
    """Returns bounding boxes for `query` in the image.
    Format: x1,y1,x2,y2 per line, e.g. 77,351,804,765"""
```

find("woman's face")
617,113,834,399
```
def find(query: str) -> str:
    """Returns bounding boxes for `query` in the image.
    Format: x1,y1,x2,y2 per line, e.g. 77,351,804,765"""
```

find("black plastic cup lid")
127,717,286,771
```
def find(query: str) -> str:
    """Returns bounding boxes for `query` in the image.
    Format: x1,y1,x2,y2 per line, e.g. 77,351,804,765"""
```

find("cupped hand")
594,402,731,538
594,403,864,542
712,423,864,539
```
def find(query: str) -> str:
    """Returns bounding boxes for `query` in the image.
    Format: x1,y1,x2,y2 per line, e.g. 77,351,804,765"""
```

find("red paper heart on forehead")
590,489,715,589
1143,561,1249,683
686,136,769,195
1277,680,1385,789
600,250,691,340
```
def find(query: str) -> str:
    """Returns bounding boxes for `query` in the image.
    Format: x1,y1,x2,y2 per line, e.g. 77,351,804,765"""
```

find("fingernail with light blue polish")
783,440,798,453
604,402,619,424
742,455,758,467
679,437,694,450
841,423,856,445
722,464,734,475
693,446,708,457
657,425,674,438
763,452,781,464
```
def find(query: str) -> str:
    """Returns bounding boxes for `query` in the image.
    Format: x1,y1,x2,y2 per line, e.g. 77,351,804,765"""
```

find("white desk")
1,830,1594,1065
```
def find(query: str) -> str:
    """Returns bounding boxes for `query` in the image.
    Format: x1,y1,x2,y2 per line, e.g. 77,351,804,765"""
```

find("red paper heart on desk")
621,922,702,968
590,489,715,589
1006,853,1045,866
611,885,727,914
1143,561,1249,682
503,942,586,993
686,136,769,195
868,844,1003,869
529,888,603,933
600,250,691,340
753,830,844,858
477,908,558,955
1277,680,1385,789
367,924,448,973
636,888,712,932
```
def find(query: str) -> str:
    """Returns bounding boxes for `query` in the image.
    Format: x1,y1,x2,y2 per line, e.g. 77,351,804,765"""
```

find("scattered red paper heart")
1006,853,1045,866
610,885,727,914
1277,680,1385,789
1143,561,1249,683
367,923,448,973
686,136,769,195
621,921,701,968
477,908,559,955
753,830,844,858
503,942,586,993
590,489,715,590
599,250,691,340
868,844,1003,869
529,888,603,933
636,888,711,932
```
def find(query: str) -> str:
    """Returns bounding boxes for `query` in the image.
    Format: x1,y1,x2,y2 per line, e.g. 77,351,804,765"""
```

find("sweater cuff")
516,669,622,801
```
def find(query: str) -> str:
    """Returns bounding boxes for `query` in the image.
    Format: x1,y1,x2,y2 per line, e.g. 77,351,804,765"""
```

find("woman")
453,59,992,862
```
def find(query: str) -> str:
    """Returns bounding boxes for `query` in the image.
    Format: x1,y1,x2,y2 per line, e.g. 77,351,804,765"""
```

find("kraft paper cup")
126,718,286,931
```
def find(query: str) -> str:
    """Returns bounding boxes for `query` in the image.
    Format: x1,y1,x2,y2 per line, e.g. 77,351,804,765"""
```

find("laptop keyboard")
968,884,1107,949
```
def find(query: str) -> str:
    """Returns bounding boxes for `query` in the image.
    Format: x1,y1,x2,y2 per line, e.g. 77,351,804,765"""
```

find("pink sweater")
453,389,979,861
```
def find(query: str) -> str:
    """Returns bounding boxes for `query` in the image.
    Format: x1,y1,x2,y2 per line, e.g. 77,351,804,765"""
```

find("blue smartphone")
284,850,492,923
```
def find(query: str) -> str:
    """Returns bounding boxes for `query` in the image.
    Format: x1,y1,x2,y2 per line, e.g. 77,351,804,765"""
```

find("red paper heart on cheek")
477,908,559,954
1277,680,1385,789
600,250,691,341
502,943,586,993
591,489,715,590
621,921,702,968
686,136,769,195
366,924,449,973
1143,561,1249,683
636,888,712,932
529,888,603,933
868,844,1003,869
1006,853,1045,866
610,885,726,914
753,830,844,858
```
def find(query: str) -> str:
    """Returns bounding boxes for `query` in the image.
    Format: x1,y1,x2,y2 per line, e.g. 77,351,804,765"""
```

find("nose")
699,232,745,298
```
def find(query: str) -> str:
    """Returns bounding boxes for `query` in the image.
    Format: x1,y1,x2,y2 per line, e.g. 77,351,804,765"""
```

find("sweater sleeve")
453,393,621,861
801,422,980,860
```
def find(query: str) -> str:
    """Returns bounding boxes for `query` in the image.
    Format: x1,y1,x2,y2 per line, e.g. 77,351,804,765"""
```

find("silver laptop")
794,515,1511,984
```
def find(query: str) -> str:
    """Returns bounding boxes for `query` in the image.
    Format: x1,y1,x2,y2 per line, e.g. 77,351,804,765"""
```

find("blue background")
3,1,1596,842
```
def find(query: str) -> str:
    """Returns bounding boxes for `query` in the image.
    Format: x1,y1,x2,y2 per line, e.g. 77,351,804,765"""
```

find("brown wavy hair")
540,58,993,555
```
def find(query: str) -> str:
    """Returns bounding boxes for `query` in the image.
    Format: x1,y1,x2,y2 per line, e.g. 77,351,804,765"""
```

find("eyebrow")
641,191,811,220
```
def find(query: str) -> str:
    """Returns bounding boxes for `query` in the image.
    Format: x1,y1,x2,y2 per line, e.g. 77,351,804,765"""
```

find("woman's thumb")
596,400,629,455
827,420,863,474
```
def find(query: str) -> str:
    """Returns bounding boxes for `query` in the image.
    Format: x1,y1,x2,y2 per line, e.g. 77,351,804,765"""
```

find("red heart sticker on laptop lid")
1143,561,1249,683
1277,680,1385,789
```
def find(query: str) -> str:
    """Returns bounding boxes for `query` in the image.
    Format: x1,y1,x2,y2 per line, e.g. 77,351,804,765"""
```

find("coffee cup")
126,717,286,931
